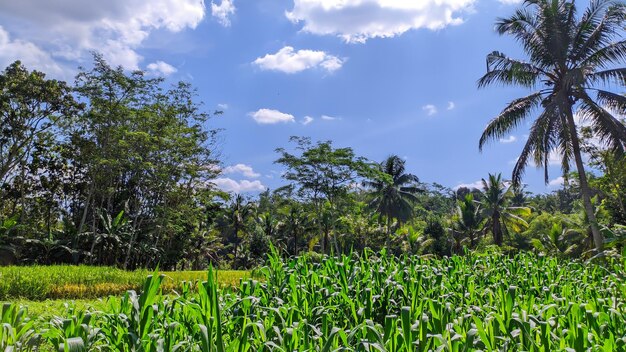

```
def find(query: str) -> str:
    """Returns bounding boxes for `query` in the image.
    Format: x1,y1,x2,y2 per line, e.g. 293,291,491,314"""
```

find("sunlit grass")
0,266,251,300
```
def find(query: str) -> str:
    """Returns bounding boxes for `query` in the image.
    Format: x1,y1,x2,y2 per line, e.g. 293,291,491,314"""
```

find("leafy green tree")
0,61,80,193
424,216,450,256
275,136,375,253
220,194,254,267
478,0,626,253
529,216,585,257
69,54,220,267
276,200,311,256
364,155,422,242
479,174,530,246
583,127,626,224
451,193,483,251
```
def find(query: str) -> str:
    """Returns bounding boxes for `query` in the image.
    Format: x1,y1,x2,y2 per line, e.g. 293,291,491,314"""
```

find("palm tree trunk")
493,214,502,246
386,216,392,249
293,230,297,256
565,108,603,253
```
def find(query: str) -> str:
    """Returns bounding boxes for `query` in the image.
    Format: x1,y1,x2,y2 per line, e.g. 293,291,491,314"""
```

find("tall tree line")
0,55,221,268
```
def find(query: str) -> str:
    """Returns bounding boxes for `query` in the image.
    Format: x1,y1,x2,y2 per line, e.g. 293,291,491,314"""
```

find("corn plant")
7,251,626,351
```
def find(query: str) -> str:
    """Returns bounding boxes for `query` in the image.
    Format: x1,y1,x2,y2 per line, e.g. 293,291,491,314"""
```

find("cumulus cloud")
286,0,475,43
548,176,565,188
499,135,517,143
422,104,437,116
253,46,344,74
146,60,177,76
249,108,295,124
211,0,235,26
447,101,455,110
0,0,205,74
217,103,229,110
0,26,64,77
302,116,314,125
321,115,337,120
212,178,266,193
454,180,483,190
222,164,260,178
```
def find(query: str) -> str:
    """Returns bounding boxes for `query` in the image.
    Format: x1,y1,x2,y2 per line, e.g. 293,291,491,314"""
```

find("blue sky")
0,0,585,194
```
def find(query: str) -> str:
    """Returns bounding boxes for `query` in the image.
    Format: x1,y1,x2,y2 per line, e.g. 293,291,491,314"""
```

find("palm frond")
478,52,544,88
479,92,543,151
581,39,626,68
511,106,556,185
578,93,626,151
587,67,626,86
570,0,622,63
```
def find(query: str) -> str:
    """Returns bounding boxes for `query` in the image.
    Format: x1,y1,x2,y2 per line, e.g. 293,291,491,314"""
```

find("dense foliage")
1,0,626,271
3,252,626,351
477,0,626,253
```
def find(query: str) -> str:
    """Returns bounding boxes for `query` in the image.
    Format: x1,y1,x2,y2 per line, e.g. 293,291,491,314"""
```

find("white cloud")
212,178,266,193
321,115,337,120
253,46,344,74
0,0,205,74
146,60,177,76
302,116,314,125
498,0,522,4
454,180,483,190
217,103,229,110
211,0,235,27
499,135,517,143
422,104,437,116
538,150,562,166
548,176,565,188
222,164,260,178
447,101,455,110
249,108,295,124
0,26,64,77
286,0,475,43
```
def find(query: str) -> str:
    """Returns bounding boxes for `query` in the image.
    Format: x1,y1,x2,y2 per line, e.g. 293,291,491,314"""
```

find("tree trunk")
293,230,298,256
75,187,93,264
386,216,392,249
565,108,603,253
493,212,502,246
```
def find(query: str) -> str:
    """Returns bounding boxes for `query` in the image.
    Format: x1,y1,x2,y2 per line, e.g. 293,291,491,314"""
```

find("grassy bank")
0,265,251,300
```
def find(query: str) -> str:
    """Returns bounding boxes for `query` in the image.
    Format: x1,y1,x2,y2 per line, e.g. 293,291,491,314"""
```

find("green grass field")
2,252,626,351
0,265,251,300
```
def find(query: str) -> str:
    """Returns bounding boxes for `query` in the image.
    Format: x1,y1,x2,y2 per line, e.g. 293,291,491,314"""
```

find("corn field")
2,250,626,351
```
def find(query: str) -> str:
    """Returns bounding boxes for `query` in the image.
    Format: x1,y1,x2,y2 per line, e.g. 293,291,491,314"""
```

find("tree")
582,127,626,224
275,136,375,253
479,174,530,246
221,194,254,266
0,61,80,200
451,193,483,250
70,54,220,267
364,155,422,244
478,0,626,253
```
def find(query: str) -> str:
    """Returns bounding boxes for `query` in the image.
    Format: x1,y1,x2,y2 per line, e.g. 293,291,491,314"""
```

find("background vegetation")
1,0,626,272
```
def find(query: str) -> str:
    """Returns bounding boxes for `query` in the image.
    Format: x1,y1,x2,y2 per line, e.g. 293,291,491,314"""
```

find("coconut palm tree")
451,193,483,250
478,0,626,253
479,174,530,246
364,155,422,238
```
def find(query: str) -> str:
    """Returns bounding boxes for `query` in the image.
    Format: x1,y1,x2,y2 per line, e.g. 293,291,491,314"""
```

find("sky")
0,0,592,194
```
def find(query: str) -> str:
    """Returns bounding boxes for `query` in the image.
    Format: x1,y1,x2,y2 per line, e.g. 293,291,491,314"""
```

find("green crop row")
0,266,250,300
2,250,626,351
